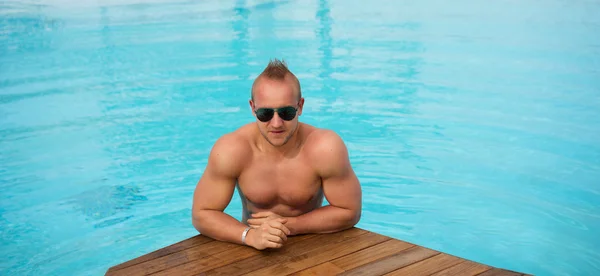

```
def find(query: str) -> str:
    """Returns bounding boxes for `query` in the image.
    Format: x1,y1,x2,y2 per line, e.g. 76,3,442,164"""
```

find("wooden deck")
105,227,531,276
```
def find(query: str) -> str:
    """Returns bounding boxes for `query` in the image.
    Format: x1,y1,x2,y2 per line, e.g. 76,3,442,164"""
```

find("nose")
270,112,283,127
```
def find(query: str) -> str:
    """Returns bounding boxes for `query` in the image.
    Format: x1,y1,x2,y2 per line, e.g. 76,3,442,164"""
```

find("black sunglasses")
254,106,298,122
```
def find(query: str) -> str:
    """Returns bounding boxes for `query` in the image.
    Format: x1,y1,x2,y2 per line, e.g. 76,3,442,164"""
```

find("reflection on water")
64,184,148,228
1,0,600,275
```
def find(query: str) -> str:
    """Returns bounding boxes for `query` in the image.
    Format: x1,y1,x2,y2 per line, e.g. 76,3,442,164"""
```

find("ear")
297,97,305,116
249,99,255,113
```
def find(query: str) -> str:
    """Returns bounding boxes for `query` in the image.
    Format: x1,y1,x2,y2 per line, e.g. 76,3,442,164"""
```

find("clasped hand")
246,211,291,250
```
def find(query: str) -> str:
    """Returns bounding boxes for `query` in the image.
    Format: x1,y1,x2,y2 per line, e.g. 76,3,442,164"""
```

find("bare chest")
238,158,322,210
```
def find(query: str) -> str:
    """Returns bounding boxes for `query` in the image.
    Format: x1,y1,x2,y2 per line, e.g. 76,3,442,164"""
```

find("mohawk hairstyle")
261,58,290,80
251,58,302,101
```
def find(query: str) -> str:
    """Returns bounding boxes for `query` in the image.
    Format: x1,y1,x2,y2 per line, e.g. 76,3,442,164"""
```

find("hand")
246,218,291,250
247,211,284,228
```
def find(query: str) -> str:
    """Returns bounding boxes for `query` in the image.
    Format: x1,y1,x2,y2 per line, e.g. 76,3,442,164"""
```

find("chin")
267,138,287,147
267,135,291,146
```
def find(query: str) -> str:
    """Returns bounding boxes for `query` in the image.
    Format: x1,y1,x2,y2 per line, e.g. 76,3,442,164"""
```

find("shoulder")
304,127,347,154
207,128,252,176
304,127,351,175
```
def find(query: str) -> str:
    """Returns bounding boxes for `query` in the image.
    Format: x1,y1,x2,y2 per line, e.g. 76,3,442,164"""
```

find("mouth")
270,130,285,135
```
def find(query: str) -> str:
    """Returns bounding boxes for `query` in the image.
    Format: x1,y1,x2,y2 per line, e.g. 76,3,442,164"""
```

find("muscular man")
191,59,362,250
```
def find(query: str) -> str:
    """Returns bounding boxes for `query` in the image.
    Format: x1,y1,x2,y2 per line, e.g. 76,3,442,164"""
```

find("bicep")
192,163,236,213
318,134,362,212
322,163,362,211
192,137,243,213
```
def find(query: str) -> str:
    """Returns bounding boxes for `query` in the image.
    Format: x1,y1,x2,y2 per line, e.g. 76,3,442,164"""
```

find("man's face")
250,77,304,147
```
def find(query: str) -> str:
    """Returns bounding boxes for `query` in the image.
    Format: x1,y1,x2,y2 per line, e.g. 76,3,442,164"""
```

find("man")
191,59,362,250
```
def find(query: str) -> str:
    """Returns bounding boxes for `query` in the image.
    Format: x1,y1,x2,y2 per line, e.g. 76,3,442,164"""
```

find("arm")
286,130,362,235
191,134,249,244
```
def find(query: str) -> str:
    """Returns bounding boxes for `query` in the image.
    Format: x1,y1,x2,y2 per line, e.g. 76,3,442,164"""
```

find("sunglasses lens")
256,108,274,122
278,107,297,121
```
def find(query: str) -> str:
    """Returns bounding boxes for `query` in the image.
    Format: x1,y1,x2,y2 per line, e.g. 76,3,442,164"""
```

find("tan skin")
191,74,362,250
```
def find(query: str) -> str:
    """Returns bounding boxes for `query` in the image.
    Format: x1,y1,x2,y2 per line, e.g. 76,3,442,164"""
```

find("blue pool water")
1,0,599,275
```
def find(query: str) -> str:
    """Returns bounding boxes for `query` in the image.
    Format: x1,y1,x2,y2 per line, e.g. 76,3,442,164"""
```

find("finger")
268,227,287,242
265,241,283,249
270,225,289,241
268,219,287,229
281,224,291,236
247,218,263,225
266,233,284,243
253,219,273,227
269,220,291,235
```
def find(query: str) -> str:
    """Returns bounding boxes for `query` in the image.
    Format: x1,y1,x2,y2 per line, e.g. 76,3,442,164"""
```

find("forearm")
286,205,360,236
192,210,248,245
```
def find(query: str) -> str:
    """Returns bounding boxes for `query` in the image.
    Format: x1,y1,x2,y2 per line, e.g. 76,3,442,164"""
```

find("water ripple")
2,0,600,275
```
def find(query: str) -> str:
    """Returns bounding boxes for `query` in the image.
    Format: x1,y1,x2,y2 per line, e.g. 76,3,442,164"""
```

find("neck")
257,123,302,157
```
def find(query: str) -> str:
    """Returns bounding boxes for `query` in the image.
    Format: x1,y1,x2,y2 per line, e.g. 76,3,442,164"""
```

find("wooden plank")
289,262,345,276
384,253,466,275
338,246,440,276
149,243,259,276
149,232,315,276
244,231,390,276
105,227,531,276
430,261,492,276
330,239,415,271
105,240,238,276
202,227,368,276
106,234,212,274
477,268,524,276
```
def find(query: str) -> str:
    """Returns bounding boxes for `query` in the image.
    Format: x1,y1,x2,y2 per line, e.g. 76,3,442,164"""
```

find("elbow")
191,210,207,234
342,207,361,230
350,208,361,227
192,218,202,234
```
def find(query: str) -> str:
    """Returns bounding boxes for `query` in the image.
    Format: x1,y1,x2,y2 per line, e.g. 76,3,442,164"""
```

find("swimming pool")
1,0,599,275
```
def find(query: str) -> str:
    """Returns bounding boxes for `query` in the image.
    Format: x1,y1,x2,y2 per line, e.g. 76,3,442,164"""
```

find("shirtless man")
191,59,362,250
